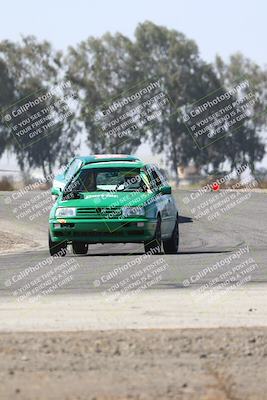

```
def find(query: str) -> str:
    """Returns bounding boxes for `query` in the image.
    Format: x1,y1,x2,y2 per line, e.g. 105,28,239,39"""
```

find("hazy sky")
1,0,266,172
1,0,266,66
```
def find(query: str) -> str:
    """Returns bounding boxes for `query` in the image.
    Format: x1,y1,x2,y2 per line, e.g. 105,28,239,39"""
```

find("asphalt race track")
1,189,267,400
0,189,266,330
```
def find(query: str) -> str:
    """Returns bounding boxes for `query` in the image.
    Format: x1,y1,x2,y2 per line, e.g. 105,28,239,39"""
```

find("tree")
133,21,226,182
0,58,15,158
214,53,266,174
0,37,78,178
66,32,143,154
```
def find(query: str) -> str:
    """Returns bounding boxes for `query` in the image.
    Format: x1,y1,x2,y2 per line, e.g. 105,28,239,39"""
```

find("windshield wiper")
62,190,84,200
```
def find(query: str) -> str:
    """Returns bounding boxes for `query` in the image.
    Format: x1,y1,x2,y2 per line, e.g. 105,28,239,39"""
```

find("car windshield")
64,167,149,193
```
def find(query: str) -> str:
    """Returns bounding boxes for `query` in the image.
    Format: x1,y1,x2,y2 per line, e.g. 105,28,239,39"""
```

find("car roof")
76,154,141,164
82,160,144,170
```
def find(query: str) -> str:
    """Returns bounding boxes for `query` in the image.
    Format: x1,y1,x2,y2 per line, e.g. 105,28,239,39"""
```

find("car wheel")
49,231,67,257
72,241,88,255
163,215,179,254
144,216,161,254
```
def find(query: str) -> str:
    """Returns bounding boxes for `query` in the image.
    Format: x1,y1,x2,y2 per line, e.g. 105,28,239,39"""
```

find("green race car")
49,154,179,256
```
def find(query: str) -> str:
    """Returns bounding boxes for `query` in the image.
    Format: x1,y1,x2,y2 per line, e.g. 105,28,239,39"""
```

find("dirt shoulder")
0,191,48,254
0,230,40,254
0,327,267,400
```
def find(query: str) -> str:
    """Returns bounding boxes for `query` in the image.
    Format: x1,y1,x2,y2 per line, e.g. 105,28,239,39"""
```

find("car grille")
56,230,144,237
75,207,122,219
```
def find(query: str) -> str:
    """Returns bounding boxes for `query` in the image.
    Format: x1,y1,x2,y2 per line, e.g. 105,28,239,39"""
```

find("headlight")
55,207,76,217
122,207,145,217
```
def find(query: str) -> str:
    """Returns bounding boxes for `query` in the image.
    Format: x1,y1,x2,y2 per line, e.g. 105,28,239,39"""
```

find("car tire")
144,216,161,254
163,215,179,254
72,241,88,255
49,231,67,257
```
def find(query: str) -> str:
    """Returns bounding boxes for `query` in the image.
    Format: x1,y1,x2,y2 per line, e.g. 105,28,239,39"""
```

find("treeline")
0,21,266,180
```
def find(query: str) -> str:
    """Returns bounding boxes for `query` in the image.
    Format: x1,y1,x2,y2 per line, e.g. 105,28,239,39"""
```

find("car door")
147,165,168,238
152,166,177,237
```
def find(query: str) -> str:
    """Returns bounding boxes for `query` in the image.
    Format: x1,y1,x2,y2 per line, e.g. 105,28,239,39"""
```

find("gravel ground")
0,231,39,254
1,191,267,399
1,328,267,400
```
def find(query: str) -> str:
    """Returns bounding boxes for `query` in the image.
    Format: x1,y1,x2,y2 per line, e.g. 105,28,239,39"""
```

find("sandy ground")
0,288,266,331
1,328,267,400
1,190,267,399
0,231,40,254
0,191,48,254
0,214,45,254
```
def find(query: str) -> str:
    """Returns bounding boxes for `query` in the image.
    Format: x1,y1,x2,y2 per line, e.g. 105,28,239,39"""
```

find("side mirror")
51,186,62,196
160,185,172,195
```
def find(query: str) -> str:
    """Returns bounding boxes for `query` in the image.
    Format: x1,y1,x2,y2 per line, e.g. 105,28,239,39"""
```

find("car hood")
58,191,156,208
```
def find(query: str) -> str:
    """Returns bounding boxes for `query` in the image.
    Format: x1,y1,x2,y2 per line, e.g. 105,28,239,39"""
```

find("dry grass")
0,177,14,191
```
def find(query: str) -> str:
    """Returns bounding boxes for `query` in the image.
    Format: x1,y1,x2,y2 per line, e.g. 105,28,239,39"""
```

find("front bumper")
49,217,156,243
